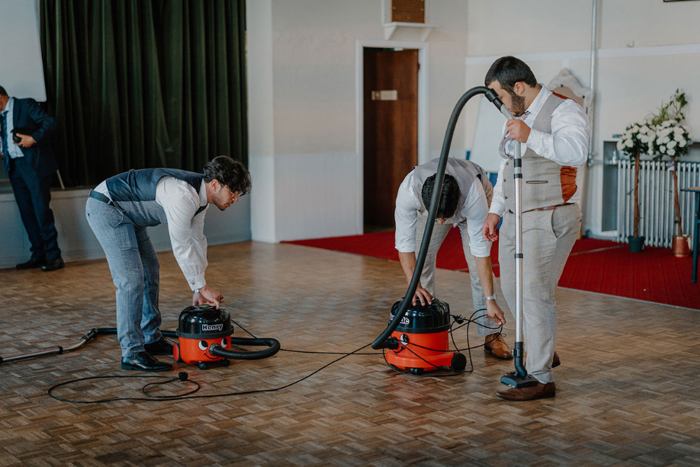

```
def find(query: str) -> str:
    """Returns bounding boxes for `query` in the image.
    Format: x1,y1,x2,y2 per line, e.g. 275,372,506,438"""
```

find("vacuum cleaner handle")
371,87,504,350
0,328,102,365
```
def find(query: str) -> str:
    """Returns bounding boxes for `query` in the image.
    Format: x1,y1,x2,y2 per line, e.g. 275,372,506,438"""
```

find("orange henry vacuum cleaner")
372,86,524,380
173,305,280,370
384,297,466,375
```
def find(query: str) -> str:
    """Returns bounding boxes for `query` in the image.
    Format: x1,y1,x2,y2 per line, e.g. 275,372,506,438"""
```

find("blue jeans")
86,197,163,357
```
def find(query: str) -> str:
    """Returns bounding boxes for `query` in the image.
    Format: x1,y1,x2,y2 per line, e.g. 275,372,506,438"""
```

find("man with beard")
482,56,589,400
86,156,251,371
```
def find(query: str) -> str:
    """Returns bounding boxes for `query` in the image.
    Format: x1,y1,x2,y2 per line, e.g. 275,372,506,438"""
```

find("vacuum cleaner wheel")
450,352,467,371
173,344,183,363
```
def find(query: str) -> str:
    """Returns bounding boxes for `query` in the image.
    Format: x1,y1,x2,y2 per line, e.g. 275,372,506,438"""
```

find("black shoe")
144,336,175,356
16,257,46,270
41,257,65,272
121,351,173,372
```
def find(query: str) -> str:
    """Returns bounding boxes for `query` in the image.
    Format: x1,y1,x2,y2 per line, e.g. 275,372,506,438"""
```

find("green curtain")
39,0,247,187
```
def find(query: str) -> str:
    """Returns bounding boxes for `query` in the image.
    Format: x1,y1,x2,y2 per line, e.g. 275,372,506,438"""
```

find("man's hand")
193,284,224,309
506,119,531,143
398,251,434,306
506,118,530,143
412,286,433,306
482,213,501,242
486,299,506,326
15,134,36,148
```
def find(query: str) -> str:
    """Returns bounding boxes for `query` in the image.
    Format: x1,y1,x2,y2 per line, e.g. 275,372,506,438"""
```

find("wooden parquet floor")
2,241,700,466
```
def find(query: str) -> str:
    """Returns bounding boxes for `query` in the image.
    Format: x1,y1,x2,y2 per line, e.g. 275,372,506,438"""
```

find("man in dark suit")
0,86,64,271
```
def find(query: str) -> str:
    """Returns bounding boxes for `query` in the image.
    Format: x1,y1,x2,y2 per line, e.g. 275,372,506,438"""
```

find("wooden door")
363,48,419,229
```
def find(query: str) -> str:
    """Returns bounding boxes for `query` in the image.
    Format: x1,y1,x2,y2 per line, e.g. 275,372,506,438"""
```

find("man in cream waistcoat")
482,56,590,401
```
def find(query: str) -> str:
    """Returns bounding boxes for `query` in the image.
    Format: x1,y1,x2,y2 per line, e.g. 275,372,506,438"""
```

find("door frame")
356,40,429,234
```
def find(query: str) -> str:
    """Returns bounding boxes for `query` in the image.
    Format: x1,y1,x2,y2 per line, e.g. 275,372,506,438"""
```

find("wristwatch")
486,294,497,301
194,289,200,295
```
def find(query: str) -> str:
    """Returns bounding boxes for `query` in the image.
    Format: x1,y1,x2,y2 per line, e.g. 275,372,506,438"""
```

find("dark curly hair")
484,56,537,96
421,173,460,219
203,156,251,196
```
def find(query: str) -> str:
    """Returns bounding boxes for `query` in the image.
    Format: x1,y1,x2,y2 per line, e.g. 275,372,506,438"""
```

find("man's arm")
157,178,224,309
18,99,57,148
474,255,505,325
398,251,433,306
460,182,506,325
395,173,433,306
509,100,589,167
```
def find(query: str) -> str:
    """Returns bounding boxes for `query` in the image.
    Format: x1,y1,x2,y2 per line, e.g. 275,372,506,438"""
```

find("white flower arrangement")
617,90,693,160
651,120,692,158
616,118,655,158
617,89,694,243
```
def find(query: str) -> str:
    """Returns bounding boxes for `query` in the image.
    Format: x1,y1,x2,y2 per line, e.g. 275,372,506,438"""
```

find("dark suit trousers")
9,157,61,261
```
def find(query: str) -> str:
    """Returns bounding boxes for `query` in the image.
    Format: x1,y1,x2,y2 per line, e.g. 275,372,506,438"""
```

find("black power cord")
48,372,200,403
47,312,503,403
48,344,372,404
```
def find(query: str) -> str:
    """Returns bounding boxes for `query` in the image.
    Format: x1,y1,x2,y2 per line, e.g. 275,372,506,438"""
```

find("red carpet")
286,230,700,310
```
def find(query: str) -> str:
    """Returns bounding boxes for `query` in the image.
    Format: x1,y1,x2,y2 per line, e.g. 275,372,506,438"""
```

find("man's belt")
89,190,115,206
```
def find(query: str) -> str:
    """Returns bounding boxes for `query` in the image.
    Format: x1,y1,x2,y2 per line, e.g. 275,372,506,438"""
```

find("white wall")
247,0,471,242
0,0,46,100
462,0,700,238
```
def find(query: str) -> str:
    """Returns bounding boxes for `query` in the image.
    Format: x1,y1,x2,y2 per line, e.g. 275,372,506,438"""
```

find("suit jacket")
4,98,57,177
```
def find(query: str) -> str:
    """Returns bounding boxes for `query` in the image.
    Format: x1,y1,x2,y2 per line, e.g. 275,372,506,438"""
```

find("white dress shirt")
489,86,590,217
95,177,209,290
2,98,25,160
395,169,492,258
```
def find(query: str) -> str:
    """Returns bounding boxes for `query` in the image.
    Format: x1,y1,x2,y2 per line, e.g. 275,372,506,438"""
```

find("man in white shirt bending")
86,156,251,371
395,157,511,360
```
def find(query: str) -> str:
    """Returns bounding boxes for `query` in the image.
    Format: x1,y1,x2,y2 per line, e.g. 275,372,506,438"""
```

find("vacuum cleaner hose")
209,338,281,360
371,86,505,350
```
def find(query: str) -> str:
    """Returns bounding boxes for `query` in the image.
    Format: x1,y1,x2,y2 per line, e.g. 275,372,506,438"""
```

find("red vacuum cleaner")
384,298,466,374
173,305,280,370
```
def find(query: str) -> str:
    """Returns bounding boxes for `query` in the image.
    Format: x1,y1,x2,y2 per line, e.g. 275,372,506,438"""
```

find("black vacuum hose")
209,337,281,360
371,86,505,350
129,329,281,361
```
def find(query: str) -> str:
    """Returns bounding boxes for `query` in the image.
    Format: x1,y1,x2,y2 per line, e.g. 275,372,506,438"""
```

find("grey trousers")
415,215,497,336
86,197,163,358
499,203,580,383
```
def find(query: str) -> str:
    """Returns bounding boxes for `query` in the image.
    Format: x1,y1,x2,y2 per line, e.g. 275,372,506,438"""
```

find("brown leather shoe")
484,333,512,360
552,351,561,368
496,382,555,401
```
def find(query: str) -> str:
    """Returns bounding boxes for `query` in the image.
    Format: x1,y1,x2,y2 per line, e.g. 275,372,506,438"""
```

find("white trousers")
499,203,580,383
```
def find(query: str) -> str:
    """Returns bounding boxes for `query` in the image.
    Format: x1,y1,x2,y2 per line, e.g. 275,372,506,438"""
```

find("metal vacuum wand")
490,103,539,389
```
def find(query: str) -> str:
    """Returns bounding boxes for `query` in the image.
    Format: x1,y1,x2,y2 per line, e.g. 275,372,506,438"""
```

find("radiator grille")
617,160,700,248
